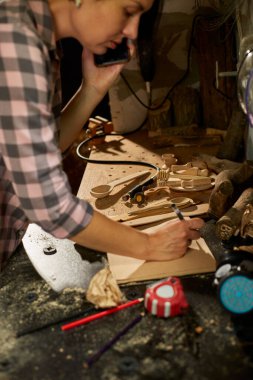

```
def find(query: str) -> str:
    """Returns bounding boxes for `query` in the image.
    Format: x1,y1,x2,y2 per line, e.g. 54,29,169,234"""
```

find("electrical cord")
76,133,158,171
76,134,160,174
75,113,149,166
212,78,234,101
120,12,199,112
121,10,238,112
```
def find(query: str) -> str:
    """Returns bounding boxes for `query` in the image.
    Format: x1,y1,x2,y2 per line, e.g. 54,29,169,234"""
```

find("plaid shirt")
0,0,93,270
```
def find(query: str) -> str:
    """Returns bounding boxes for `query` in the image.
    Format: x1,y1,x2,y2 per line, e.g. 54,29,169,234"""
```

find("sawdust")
0,247,96,366
0,254,96,380
1,233,252,379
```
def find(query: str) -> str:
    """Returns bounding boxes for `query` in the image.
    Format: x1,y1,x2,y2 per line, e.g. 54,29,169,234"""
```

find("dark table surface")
1,220,253,380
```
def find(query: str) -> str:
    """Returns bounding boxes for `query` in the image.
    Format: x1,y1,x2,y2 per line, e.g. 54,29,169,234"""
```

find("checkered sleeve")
0,23,93,239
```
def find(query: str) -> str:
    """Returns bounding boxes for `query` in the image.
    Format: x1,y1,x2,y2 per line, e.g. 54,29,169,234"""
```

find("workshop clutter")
63,276,188,330
90,170,150,199
131,155,215,206
202,156,253,243
85,116,113,144
192,154,253,316
60,276,189,368
156,159,212,190
86,148,215,224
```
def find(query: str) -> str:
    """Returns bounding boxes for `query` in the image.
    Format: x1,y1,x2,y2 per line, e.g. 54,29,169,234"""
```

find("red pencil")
61,298,144,331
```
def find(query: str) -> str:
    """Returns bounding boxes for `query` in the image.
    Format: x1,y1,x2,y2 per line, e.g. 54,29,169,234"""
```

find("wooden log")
193,154,242,174
171,86,201,127
147,98,172,136
240,204,253,238
216,103,247,161
208,171,234,219
208,161,253,219
216,188,253,240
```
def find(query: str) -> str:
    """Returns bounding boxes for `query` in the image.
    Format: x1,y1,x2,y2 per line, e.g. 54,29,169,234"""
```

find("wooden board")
77,131,215,220
107,224,215,284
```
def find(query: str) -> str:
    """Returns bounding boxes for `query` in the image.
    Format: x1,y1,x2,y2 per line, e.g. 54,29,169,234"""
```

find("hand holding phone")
94,38,130,67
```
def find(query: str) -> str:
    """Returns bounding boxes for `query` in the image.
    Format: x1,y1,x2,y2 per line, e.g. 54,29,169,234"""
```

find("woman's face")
70,0,155,54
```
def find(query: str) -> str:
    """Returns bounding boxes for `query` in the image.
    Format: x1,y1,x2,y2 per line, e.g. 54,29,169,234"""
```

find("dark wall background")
60,38,111,121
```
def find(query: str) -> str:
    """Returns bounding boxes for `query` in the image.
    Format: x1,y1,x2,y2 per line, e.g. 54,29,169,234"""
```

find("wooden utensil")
127,197,193,216
110,203,208,225
90,170,150,198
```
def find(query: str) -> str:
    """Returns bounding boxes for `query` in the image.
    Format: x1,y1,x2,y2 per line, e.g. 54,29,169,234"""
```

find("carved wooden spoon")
90,170,150,198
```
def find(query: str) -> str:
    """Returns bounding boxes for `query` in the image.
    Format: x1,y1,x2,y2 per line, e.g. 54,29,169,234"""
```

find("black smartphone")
94,38,130,67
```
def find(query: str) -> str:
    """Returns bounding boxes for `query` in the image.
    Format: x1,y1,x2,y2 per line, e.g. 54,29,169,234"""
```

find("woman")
0,0,204,271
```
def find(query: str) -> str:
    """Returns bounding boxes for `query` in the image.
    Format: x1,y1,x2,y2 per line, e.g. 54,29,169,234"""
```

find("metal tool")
22,223,104,292
213,238,253,315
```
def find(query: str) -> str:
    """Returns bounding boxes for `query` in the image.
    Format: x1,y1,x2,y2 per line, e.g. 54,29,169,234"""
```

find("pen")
171,202,202,236
171,203,185,221
84,313,144,368
61,298,144,331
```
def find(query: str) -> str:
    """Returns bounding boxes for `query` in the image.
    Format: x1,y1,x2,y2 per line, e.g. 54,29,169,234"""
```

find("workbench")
1,130,253,380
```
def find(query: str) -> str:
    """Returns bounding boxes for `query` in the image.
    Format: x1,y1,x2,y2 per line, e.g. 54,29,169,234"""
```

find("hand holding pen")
142,201,205,261
171,202,204,244
170,203,185,221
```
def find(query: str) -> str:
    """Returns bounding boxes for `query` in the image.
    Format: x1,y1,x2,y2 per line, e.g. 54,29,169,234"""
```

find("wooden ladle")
90,170,150,199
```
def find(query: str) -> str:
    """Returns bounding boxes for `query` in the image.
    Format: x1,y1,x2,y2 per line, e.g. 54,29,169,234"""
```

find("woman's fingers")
144,217,206,261
186,218,205,240
187,217,205,231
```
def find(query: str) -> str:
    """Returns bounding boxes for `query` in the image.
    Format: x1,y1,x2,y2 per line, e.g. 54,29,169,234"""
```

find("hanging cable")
120,11,199,112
